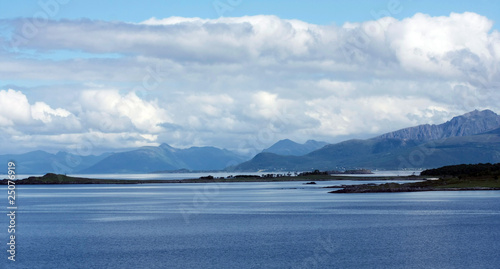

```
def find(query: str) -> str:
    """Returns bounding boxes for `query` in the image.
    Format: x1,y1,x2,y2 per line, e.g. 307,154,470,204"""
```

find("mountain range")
376,109,500,141
3,109,500,174
262,139,328,156
0,144,248,174
231,109,500,171
0,151,111,174
79,144,247,173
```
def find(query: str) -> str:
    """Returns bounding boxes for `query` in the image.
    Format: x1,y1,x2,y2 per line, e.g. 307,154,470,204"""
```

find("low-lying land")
3,164,500,194
1,172,419,185
329,163,500,193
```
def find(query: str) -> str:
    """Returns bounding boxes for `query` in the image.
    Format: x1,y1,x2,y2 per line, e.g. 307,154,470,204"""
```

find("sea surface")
9,170,423,181
1,180,500,268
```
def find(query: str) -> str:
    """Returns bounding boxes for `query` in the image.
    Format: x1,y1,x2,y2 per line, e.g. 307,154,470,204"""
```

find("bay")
8,170,423,181
1,180,499,268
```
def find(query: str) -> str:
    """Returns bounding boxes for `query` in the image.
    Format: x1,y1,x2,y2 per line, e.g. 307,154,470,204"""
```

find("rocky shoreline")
327,177,500,193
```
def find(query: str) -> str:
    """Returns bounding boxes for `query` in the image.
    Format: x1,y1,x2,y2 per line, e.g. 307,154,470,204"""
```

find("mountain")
79,143,247,173
232,110,500,171
233,138,422,171
0,151,110,174
377,109,500,141
262,139,328,156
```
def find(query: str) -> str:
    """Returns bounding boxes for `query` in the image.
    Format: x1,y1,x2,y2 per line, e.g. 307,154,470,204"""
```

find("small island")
328,163,500,193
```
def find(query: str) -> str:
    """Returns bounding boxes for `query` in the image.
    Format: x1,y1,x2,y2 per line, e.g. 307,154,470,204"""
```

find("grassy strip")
328,176,500,193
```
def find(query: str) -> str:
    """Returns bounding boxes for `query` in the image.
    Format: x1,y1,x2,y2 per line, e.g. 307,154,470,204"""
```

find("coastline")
3,172,499,194
0,173,423,185
327,177,500,193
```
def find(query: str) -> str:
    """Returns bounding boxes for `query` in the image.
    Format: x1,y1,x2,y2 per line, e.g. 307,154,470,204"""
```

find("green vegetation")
330,163,500,193
420,163,500,178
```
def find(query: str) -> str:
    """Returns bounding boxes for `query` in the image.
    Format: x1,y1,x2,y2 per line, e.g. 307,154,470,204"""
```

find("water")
1,181,499,268
6,172,290,181
68,172,274,180
332,170,422,177
5,170,422,181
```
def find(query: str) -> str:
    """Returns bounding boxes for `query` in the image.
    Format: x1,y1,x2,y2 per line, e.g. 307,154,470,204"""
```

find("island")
3,164,500,194
328,163,500,193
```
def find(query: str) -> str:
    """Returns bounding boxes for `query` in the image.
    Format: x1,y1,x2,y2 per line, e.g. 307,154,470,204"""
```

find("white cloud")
4,13,498,86
0,89,74,128
249,91,282,119
387,12,495,76
317,80,356,97
9,131,160,154
31,102,71,123
79,90,171,133
0,89,32,126
0,88,174,153
1,13,500,154
305,96,450,136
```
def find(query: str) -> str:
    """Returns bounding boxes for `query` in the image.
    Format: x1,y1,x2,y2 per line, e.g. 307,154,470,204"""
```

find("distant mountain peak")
376,109,500,141
275,139,299,146
305,139,328,147
159,143,176,151
262,139,328,156
450,109,496,121
464,109,494,115
233,110,500,172
78,143,248,173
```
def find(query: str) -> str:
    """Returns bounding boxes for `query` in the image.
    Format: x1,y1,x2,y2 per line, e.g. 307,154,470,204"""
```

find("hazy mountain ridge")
376,109,500,141
233,110,500,171
232,138,423,171
1,143,248,174
4,110,500,174
0,151,111,174
262,139,328,156
79,143,247,173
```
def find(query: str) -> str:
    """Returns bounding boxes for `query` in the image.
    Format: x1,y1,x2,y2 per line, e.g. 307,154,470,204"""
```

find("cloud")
3,13,498,86
0,88,173,153
0,89,78,131
31,102,71,123
0,89,75,127
386,12,495,77
305,95,449,136
1,13,499,154
79,90,171,133
0,89,32,126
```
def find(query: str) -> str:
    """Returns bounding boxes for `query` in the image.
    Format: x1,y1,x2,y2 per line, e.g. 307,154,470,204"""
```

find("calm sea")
1,180,499,268
10,170,423,181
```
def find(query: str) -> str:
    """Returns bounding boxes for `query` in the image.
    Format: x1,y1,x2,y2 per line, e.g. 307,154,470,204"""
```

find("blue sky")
1,0,499,28
1,0,499,155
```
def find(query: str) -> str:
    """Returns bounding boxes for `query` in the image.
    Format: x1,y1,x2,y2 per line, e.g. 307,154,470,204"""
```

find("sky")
0,0,499,157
